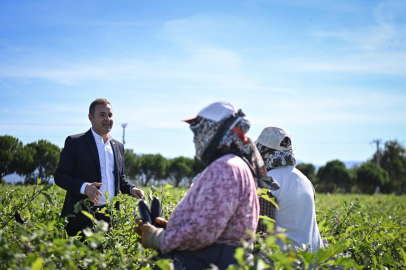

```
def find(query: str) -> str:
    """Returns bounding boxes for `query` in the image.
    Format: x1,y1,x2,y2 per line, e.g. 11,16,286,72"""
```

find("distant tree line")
0,135,60,184
1,135,405,193
296,140,406,195
123,149,206,187
0,135,206,187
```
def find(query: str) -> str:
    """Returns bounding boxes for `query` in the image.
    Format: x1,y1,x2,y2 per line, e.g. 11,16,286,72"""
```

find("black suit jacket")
55,129,134,230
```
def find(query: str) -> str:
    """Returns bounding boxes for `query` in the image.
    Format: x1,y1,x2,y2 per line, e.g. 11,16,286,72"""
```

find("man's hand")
85,182,103,204
131,187,145,199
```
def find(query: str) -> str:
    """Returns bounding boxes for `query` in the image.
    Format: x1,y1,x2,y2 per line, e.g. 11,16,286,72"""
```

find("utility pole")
371,139,382,166
121,123,128,148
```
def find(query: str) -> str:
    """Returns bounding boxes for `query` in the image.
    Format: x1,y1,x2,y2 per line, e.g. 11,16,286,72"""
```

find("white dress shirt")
80,128,116,205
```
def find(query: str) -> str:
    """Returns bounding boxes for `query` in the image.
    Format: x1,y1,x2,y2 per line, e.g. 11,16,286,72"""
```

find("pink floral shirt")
161,154,259,254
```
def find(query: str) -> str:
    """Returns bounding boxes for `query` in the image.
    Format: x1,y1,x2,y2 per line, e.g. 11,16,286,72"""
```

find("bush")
317,160,354,193
296,163,317,183
356,163,389,194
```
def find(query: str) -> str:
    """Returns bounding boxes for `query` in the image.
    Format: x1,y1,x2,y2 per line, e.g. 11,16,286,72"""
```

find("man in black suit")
55,98,145,237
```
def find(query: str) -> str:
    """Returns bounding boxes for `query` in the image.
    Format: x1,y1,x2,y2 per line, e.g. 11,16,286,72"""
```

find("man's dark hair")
89,98,112,117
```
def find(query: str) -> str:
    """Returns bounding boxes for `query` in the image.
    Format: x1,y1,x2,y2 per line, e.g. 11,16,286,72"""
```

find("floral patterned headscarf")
190,115,279,190
256,137,296,171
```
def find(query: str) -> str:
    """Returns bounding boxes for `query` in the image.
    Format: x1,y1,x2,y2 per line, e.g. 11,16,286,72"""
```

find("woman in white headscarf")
256,126,323,253
134,101,279,270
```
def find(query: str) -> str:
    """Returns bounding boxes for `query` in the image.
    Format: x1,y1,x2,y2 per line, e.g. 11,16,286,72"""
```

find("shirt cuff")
80,182,88,195
129,185,135,195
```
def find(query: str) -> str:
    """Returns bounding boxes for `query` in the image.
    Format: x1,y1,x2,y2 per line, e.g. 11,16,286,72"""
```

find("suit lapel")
85,129,101,172
110,140,120,189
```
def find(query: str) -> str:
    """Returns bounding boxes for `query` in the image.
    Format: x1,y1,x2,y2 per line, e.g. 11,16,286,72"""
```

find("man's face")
89,104,114,136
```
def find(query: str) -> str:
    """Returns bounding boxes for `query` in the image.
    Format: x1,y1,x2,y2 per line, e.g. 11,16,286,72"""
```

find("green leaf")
297,251,315,269
261,195,279,210
155,259,174,270
112,196,121,202
81,210,95,222
257,188,269,195
163,184,173,190
331,257,363,270
73,201,82,214
234,247,245,265
42,193,53,204
259,215,275,223
35,222,47,229
345,225,354,237
372,255,377,268
37,178,41,185
315,248,332,264
382,253,395,266
253,258,267,270
31,257,44,270
400,248,406,265
42,184,53,191
263,220,275,232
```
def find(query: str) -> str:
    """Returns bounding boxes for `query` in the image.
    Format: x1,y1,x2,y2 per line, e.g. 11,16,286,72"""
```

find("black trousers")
65,205,111,240
157,243,239,270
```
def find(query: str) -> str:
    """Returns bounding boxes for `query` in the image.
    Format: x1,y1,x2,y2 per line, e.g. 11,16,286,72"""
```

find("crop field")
0,183,405,269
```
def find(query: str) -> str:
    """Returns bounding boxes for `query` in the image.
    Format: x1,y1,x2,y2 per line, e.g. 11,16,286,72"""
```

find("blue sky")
0,0,405,166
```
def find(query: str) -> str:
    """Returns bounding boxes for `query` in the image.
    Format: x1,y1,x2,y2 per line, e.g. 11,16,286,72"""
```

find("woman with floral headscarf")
134,101,279,270
256,126,324,253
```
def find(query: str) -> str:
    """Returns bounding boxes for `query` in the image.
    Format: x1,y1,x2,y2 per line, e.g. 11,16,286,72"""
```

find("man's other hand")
131,187,145,199
85,182,103,204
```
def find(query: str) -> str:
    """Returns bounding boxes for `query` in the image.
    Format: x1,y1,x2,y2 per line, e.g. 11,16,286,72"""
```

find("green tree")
167,156,194,187
316,160,354,193
23,140,60,184
372,140,406,194
356,163,389,194
124,149,142,184
138,154,167,186
0,135,34,178
296,163,317,183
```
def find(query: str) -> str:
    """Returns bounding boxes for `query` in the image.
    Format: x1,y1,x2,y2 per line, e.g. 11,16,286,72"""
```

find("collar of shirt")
91,128,113,144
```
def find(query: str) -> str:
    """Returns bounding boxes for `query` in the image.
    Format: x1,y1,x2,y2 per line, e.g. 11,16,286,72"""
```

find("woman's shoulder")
207,154,251,180
211,154,247,168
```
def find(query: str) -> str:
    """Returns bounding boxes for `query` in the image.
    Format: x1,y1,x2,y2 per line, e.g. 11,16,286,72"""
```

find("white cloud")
311,0,405,52
249,91,405,127
245,0,358,13
282,52,405,75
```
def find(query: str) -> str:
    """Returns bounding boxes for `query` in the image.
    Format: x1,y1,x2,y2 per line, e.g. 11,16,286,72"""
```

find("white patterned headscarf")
189,111,279,190
190,116,251,161
256,137,296,171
